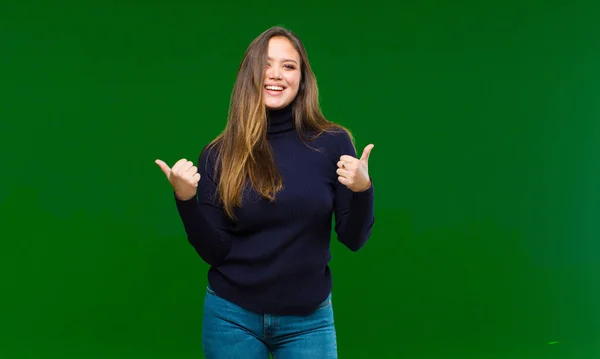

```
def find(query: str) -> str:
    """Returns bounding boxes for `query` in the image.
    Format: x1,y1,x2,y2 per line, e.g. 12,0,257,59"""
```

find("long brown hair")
207,26,353,220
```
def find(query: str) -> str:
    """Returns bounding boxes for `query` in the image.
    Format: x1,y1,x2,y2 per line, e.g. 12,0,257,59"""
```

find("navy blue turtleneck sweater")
174,105,375,315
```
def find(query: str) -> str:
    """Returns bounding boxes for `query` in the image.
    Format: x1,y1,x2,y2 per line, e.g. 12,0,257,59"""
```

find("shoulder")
198,140,222,176
309,125,357,157
199,141,220,161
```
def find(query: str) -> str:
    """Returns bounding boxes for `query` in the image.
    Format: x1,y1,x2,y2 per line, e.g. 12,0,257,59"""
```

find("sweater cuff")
174,191,198,207
354,178,374,196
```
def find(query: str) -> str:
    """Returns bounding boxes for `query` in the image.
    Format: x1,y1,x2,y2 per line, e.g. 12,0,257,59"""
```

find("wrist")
355,180,372,193
175,191,195,201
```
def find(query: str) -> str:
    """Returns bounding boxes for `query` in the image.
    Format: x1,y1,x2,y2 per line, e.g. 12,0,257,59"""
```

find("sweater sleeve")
332,132,375,251
174,145,232,266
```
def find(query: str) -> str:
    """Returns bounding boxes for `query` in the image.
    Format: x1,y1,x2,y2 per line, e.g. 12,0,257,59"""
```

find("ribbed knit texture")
175,104,375,315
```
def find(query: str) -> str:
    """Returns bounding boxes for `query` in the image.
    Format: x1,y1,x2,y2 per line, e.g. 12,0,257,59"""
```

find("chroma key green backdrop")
1,1,600,358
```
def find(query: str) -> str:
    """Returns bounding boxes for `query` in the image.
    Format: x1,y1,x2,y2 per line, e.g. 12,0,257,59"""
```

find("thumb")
155,159,171,177
360,144,374,162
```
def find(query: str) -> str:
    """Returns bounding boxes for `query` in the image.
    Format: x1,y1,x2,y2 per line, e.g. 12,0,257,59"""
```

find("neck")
267,104,294,134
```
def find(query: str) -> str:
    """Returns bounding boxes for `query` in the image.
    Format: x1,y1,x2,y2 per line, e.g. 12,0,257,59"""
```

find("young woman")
156,26,375,359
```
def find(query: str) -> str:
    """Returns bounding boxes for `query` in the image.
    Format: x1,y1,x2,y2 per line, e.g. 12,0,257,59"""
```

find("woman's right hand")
155,158,201,201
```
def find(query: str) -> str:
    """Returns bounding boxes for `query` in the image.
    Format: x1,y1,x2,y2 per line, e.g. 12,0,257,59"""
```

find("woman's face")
263,36,301,110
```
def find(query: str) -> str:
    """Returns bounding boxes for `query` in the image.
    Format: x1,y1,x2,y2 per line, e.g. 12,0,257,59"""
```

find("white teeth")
265,85,284,91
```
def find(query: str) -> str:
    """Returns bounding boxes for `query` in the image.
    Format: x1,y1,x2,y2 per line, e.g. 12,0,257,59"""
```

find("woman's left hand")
337,144,374,192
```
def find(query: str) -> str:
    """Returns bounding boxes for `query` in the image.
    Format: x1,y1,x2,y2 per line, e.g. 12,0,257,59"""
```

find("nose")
267,66,282,80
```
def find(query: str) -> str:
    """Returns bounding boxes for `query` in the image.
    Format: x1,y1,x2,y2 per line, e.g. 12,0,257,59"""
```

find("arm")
174,146,232,266
333,133,375,251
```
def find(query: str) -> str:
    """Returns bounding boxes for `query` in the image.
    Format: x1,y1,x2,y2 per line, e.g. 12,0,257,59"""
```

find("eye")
284,64,296,70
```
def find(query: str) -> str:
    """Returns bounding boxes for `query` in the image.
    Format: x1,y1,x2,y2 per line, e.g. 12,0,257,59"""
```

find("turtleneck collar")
267,104,295,134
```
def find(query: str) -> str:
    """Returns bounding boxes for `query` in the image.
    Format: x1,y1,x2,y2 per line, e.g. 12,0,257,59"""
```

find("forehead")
267,36,300,61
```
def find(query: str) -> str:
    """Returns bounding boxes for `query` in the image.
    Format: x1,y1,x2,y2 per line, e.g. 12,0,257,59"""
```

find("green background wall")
2,0,599,358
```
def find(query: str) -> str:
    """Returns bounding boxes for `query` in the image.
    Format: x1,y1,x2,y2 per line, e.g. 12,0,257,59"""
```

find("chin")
265,101,288,110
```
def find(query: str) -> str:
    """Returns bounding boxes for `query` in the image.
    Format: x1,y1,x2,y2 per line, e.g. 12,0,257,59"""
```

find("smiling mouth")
265,85,285,91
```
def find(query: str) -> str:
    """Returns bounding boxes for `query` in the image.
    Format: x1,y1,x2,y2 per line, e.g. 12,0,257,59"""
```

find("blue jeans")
202,286,338,359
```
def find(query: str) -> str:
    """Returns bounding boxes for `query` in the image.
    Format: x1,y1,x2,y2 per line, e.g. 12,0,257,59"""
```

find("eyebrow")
267,56,298,64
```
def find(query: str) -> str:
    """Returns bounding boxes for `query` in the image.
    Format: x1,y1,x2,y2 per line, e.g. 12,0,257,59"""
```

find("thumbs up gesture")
337,144,374,192
155,158,201,201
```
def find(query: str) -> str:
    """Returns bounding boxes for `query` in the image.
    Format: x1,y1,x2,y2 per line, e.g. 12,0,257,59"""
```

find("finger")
182,161,194,172
155,159,171,177
171,158,189,173
360,144,374,161
186,165,198,175
338,160,357,171
340,155,357,163
336,168,351,177
192,173,201,186
338,176,350,186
